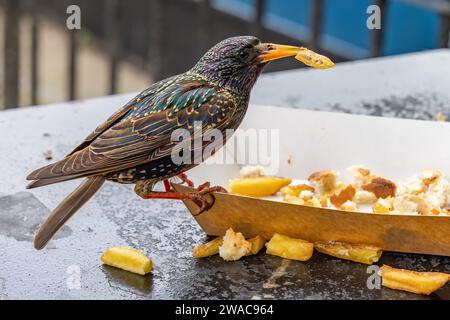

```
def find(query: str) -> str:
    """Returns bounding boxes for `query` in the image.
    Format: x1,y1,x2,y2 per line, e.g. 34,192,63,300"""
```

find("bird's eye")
239,51,249,59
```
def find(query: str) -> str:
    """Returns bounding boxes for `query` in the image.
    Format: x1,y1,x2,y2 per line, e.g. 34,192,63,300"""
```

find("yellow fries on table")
101,246,152,275
381,265,450,295
192,236,223,258
266,233,314,261
193,232,267,259
246,235,267,256
229,176,291,197
314,241,382,265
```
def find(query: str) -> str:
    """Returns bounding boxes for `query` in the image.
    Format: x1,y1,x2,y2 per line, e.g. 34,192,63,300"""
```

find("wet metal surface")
0,50,449,299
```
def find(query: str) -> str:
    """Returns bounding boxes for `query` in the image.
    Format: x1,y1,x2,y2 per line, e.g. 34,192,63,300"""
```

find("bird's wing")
27,78,236,182
67,75,178,156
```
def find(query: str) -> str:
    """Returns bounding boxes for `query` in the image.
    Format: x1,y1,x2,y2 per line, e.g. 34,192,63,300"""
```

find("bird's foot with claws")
135,179,227,215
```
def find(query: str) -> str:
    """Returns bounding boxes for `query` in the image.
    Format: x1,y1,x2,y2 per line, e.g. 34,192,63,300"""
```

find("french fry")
101,246,152,275
265,233,314,261
246,235,267,256
381,265,450,295
280,184,315,197
229,176,292,197
314,241,382,264
192,237,223,258
372,197,393,214
295,48,335,69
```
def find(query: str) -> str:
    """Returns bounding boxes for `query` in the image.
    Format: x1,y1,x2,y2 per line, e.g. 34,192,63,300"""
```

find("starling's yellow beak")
258,43,335,69
258,43,300,63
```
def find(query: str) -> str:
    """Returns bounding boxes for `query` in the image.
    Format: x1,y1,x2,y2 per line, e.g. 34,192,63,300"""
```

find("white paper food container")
173,105,450,256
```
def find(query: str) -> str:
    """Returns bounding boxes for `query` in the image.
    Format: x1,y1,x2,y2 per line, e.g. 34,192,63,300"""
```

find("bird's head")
192,36,301,93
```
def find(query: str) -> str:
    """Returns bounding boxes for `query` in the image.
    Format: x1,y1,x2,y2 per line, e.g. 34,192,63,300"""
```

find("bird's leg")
135,179,227,214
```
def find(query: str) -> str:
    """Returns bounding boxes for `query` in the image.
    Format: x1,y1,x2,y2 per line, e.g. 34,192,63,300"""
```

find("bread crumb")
287,155,294,165
219,228,251,261
341,200,357,212
362,177,397,199
354,190,377,204
420,169,443,187
393,196,419,215
308,170,337,193
239,165,265,178
397,176,425,196
304,197,322,208
330,184,356,207
424,177,449,208
348,166,372,189
283,195,304,205
299,190,314,200
280,184,314,197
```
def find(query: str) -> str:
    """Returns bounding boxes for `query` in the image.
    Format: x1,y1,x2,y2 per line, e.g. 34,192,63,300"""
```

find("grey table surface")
0,50,449,300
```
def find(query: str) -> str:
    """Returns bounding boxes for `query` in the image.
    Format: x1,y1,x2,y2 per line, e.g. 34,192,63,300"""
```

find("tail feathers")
26,175,80,189
33,176,106,250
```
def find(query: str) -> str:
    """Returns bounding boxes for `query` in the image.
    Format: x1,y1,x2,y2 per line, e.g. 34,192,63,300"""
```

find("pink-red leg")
163,179,171,192
139,180,228,214
177,172,194,187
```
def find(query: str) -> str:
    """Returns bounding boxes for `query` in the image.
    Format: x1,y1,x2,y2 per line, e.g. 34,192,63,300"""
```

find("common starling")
26,36,326,250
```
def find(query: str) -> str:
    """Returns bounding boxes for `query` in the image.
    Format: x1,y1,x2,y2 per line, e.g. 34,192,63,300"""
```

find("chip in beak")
258,43,335,69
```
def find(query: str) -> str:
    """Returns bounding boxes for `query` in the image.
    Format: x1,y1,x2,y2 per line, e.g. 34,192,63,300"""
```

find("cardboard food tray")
172,105,450,256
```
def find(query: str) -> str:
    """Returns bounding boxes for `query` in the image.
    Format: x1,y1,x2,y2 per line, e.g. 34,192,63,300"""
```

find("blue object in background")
383,0,440,55
321,0,372,59
211,0,444,59
264,0,311,41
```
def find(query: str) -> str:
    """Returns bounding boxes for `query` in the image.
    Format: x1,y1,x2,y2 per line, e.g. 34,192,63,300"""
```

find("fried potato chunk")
229,176,292,197
265,233,314,261
308,170,338,194
314,241,382,264
381,265,450,295
192,236,223,258
330,184,356,208
219,228,251,261
246,235,267,256
362,177,397,199
101,246,152,275
372,197,393,214
295,48,335,69
280,184,315,197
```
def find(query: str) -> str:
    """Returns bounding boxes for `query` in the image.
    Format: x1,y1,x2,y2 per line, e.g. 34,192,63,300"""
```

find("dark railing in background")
1,0,450,109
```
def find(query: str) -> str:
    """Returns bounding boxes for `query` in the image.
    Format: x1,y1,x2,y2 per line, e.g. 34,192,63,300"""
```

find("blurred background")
0,0,449,109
